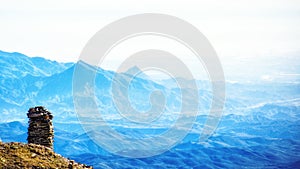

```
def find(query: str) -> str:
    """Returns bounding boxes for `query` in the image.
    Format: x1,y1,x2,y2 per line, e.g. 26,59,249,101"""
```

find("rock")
31,153,37,158
27,106,54,149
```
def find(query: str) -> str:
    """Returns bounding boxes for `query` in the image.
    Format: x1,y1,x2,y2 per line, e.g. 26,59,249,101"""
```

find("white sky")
0,0,300,80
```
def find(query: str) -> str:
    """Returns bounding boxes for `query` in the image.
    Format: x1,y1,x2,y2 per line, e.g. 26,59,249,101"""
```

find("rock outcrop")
0,106,93,168
27,106,54,149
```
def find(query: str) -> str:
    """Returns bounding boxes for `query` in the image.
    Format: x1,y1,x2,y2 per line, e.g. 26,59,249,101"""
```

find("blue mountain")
0,50,73,78
0,50,299,168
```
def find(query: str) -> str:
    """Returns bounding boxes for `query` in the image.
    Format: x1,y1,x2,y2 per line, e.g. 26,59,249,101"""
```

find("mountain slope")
0,50,73,79
0,142,92,168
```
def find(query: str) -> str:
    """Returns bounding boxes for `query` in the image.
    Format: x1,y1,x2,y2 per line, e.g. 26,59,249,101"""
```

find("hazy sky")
1,0,300,80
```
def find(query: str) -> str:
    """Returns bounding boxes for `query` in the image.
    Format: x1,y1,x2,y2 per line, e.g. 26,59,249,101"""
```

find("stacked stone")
27,106,54,150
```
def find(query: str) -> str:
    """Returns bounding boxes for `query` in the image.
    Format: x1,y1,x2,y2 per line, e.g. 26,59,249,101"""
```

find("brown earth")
0,142,92,169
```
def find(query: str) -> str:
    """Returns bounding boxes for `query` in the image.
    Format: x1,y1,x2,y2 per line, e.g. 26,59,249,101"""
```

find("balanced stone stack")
27,106,54,150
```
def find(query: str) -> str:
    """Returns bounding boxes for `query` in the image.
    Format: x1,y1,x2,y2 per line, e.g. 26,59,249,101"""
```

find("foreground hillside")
0,142,92,169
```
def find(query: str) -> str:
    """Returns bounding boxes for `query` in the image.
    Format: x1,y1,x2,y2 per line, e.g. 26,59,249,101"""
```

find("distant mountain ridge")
1,50,300,168
0,50,73,79
0,51,75,122
0,50,196,123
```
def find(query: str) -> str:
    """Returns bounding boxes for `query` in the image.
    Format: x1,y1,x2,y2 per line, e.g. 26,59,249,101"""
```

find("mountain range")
0,50,299,168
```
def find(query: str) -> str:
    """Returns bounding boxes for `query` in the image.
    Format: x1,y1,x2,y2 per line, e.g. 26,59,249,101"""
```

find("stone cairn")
27,106,54,150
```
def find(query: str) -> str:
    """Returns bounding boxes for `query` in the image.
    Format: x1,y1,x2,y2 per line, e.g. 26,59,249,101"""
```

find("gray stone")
27,106,54,150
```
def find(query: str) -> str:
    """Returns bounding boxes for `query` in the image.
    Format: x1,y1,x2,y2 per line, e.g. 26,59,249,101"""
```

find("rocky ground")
0,142,92,169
